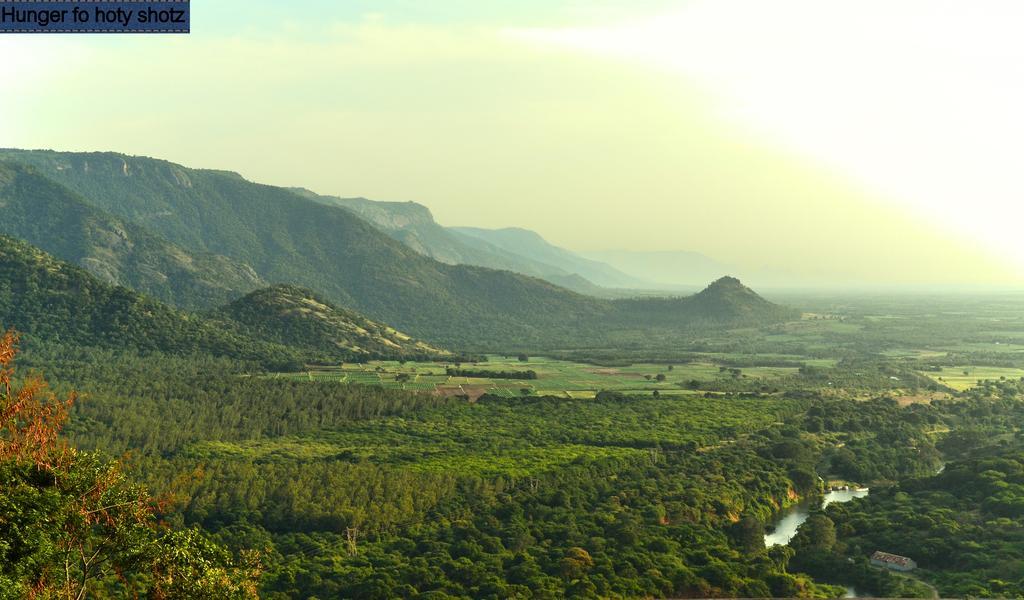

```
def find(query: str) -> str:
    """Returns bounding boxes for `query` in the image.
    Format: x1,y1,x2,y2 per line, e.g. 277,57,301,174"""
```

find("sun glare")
508,1,1024,276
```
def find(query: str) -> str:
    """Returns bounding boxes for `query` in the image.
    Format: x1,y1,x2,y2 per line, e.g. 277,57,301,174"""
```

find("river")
763,488,869,547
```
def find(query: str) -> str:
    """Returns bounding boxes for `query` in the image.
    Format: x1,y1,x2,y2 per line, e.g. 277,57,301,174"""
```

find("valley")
32,301,1019,599
0,149,1022,599
6,3,1024,597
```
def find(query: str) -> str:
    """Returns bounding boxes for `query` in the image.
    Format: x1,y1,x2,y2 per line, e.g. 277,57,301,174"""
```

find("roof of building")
871,551,914,566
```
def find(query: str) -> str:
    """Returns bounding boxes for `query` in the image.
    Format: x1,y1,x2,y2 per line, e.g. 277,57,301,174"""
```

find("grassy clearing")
920,366,1024,391
879,348,949,359
271,355,801,397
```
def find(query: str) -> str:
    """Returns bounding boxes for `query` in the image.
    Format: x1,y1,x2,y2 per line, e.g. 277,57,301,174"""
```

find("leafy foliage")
790,397,1024,598
0,331,259,599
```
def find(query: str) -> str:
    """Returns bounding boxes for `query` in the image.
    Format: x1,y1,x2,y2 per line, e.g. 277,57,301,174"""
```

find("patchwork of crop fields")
271,355,801,398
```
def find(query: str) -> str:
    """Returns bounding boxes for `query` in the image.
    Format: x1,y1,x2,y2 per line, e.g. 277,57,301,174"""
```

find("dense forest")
1,286,1023,598
28,348,833,598
0,332,259,598
6,329,1016,598
790,398,1024,598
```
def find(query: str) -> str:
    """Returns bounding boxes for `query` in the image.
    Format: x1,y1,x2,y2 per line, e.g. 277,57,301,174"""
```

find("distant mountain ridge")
294,189,643,293
450,226,647,289
0,149,797,347
291,192,472,262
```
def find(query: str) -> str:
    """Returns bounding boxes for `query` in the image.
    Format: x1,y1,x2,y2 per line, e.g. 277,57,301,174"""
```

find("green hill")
214,284,452,361
678,276,794,322
0,236,448,367
0,161,264,309
0,234,270,359
610,276,800,327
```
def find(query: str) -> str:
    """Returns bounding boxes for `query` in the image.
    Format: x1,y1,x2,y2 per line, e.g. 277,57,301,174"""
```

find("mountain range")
294,190,742,292
451,226,646,290
294,190,644,294
0,148,797,350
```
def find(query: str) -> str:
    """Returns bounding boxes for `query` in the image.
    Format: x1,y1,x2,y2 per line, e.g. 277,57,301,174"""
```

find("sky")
2,0,1023,287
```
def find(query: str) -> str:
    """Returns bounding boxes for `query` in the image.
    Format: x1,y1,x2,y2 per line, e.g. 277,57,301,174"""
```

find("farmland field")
919,365,1024,391
270,355,802,398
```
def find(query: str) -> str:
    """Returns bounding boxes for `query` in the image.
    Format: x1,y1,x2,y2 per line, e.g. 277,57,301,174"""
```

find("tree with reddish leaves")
0,330,260,599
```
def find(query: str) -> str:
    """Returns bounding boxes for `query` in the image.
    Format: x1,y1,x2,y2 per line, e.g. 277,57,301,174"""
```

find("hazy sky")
3,0,1023,286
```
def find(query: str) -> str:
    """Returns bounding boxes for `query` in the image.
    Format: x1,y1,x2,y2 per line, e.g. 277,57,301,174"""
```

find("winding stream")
763,488,869,547
764,488,871,596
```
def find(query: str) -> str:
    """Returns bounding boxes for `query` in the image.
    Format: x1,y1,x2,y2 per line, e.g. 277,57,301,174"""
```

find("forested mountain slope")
0,236,446,366
0,234,272,360
0,161,264,309
0,150,610,344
